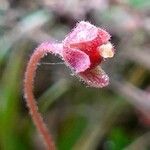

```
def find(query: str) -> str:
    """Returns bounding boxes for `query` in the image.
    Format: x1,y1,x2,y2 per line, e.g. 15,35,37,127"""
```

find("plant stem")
24,45,56,150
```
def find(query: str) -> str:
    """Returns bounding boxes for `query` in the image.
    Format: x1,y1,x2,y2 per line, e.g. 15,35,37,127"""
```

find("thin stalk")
24,45,56,150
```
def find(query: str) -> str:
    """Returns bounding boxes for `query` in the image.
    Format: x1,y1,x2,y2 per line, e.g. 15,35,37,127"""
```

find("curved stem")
24,43,58,150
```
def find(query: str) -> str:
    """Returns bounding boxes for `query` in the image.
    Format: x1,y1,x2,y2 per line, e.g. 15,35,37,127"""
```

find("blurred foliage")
107,128,132,150
57,116,87,150
0,0,150,150
128,0,150,8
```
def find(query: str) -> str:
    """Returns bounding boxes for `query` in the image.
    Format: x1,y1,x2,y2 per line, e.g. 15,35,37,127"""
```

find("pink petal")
78,66,109,88
98,28,111,44
63,21,98,45
63,47,90,73
63,22,111,54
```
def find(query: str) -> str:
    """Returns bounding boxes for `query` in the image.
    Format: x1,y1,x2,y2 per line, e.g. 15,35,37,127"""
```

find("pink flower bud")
62,21,114,87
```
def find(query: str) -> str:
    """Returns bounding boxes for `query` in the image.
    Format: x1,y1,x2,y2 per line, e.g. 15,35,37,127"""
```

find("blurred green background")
0,0,150,150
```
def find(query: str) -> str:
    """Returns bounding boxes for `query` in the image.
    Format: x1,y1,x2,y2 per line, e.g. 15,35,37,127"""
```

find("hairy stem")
24,44,56,150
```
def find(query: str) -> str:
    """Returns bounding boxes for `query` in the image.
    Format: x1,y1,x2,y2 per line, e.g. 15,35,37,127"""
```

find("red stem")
24,45,56,150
